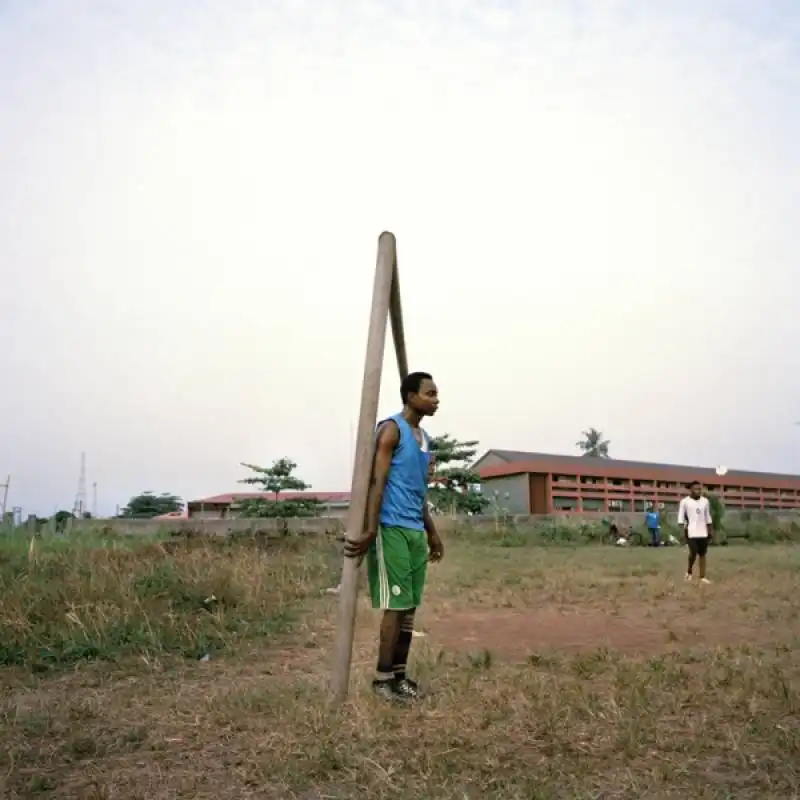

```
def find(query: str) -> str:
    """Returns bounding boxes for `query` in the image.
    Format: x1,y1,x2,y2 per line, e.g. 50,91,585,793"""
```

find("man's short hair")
400,371,433,404
687,479,702,489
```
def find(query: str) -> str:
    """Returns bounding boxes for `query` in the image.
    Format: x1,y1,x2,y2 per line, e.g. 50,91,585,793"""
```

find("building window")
553,496,574,511
582,498,604,511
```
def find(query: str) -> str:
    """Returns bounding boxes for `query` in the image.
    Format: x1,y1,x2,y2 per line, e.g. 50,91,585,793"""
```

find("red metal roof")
188,491,351,506
478,456,800,490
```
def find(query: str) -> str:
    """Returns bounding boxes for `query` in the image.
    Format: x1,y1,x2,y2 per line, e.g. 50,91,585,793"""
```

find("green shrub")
706,493,725,531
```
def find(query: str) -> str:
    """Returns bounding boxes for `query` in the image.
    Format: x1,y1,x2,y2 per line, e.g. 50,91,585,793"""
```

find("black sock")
393,630,412,680
393,610,416,680
374,662,394,683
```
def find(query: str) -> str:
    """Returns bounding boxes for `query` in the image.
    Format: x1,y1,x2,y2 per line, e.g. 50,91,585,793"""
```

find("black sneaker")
371,678,407,702
394,677,420,699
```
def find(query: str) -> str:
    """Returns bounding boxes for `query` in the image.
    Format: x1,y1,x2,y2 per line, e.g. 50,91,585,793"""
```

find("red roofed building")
475,449,800,515
186,491,351,520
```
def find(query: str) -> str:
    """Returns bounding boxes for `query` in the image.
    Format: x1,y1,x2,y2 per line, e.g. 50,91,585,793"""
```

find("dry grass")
1,531,799,799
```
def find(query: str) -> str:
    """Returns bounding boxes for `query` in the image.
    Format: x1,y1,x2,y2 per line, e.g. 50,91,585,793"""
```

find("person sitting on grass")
344,371,444,702
610,519,628,546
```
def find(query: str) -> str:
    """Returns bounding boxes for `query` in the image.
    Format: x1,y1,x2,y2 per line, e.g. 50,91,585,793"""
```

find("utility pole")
0,474,9,519
73,452,87,517
92,482,98,518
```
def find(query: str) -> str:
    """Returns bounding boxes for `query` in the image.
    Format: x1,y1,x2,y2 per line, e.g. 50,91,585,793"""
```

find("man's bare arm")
423,505,437,535
344,422,398,558
363,422,399,536
423,504,444,561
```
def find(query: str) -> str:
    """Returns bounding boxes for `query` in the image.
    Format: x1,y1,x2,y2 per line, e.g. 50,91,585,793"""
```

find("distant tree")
237,458,322,518
428,434,489,515
53,509,75,532
120,492,183,519
706,492,725,531
576,428,611,458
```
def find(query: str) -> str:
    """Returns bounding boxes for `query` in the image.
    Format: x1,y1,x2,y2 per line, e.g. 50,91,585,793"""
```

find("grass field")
1,531,799,798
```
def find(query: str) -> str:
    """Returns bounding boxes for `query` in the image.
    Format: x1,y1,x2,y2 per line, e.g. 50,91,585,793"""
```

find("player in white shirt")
677,480,714,584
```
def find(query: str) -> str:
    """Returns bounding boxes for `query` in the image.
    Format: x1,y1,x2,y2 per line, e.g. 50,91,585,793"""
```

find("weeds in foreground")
0,531,334,668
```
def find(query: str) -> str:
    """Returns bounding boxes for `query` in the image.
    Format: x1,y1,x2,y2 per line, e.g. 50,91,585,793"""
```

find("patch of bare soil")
423,604,783,661
425,609,663,659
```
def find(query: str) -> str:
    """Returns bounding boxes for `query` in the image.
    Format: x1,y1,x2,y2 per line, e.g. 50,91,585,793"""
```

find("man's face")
690,483,702,499
409,378,439,416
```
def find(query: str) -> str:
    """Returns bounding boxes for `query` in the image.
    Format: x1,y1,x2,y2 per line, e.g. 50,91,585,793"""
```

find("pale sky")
1,0,799,516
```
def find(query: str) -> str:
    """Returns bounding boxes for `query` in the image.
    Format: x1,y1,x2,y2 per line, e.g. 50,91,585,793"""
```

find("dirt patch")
425,609,664,659
423,605,777,661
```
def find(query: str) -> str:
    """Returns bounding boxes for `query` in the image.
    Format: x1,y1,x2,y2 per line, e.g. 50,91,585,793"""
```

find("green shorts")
366,525,428,610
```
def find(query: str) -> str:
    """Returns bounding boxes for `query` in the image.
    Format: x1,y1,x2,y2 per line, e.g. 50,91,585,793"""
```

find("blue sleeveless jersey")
378,412,430,531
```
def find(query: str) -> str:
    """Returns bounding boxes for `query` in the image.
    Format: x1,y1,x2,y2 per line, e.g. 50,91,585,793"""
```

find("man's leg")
392,609,416,683
366,527,415,700
391,529,429,696
697,538,709,581
376,610,403,681
687,538,697,579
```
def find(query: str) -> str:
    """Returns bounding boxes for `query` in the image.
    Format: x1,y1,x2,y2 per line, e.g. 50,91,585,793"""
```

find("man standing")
645,501,661,547
677,480,713,583
344,371,444,701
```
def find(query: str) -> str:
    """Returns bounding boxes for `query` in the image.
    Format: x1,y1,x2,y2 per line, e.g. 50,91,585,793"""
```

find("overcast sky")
1,0,799,516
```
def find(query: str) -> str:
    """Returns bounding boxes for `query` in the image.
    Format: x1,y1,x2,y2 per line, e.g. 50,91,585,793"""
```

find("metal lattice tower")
0,475,9,520
73,452,87,517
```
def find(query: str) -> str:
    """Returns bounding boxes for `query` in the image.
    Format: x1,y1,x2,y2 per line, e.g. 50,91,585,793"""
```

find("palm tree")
576,428,610,458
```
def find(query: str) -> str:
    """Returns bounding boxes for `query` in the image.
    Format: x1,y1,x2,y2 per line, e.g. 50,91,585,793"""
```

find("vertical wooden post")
331,232,408,702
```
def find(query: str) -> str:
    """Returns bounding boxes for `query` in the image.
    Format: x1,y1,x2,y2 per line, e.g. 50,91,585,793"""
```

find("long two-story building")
186,491,351,519
475,450,800,515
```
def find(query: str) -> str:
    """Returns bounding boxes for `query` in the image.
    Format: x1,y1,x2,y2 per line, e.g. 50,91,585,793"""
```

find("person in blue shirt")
345,371,444,702
645,503,661,547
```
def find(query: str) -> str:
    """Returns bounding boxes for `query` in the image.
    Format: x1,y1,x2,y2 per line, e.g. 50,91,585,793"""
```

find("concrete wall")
17,508,797,540
54,516,348,538
480,474,529,514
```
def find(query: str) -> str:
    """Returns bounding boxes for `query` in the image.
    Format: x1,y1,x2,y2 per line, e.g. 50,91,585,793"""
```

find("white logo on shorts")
391,585,401,596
